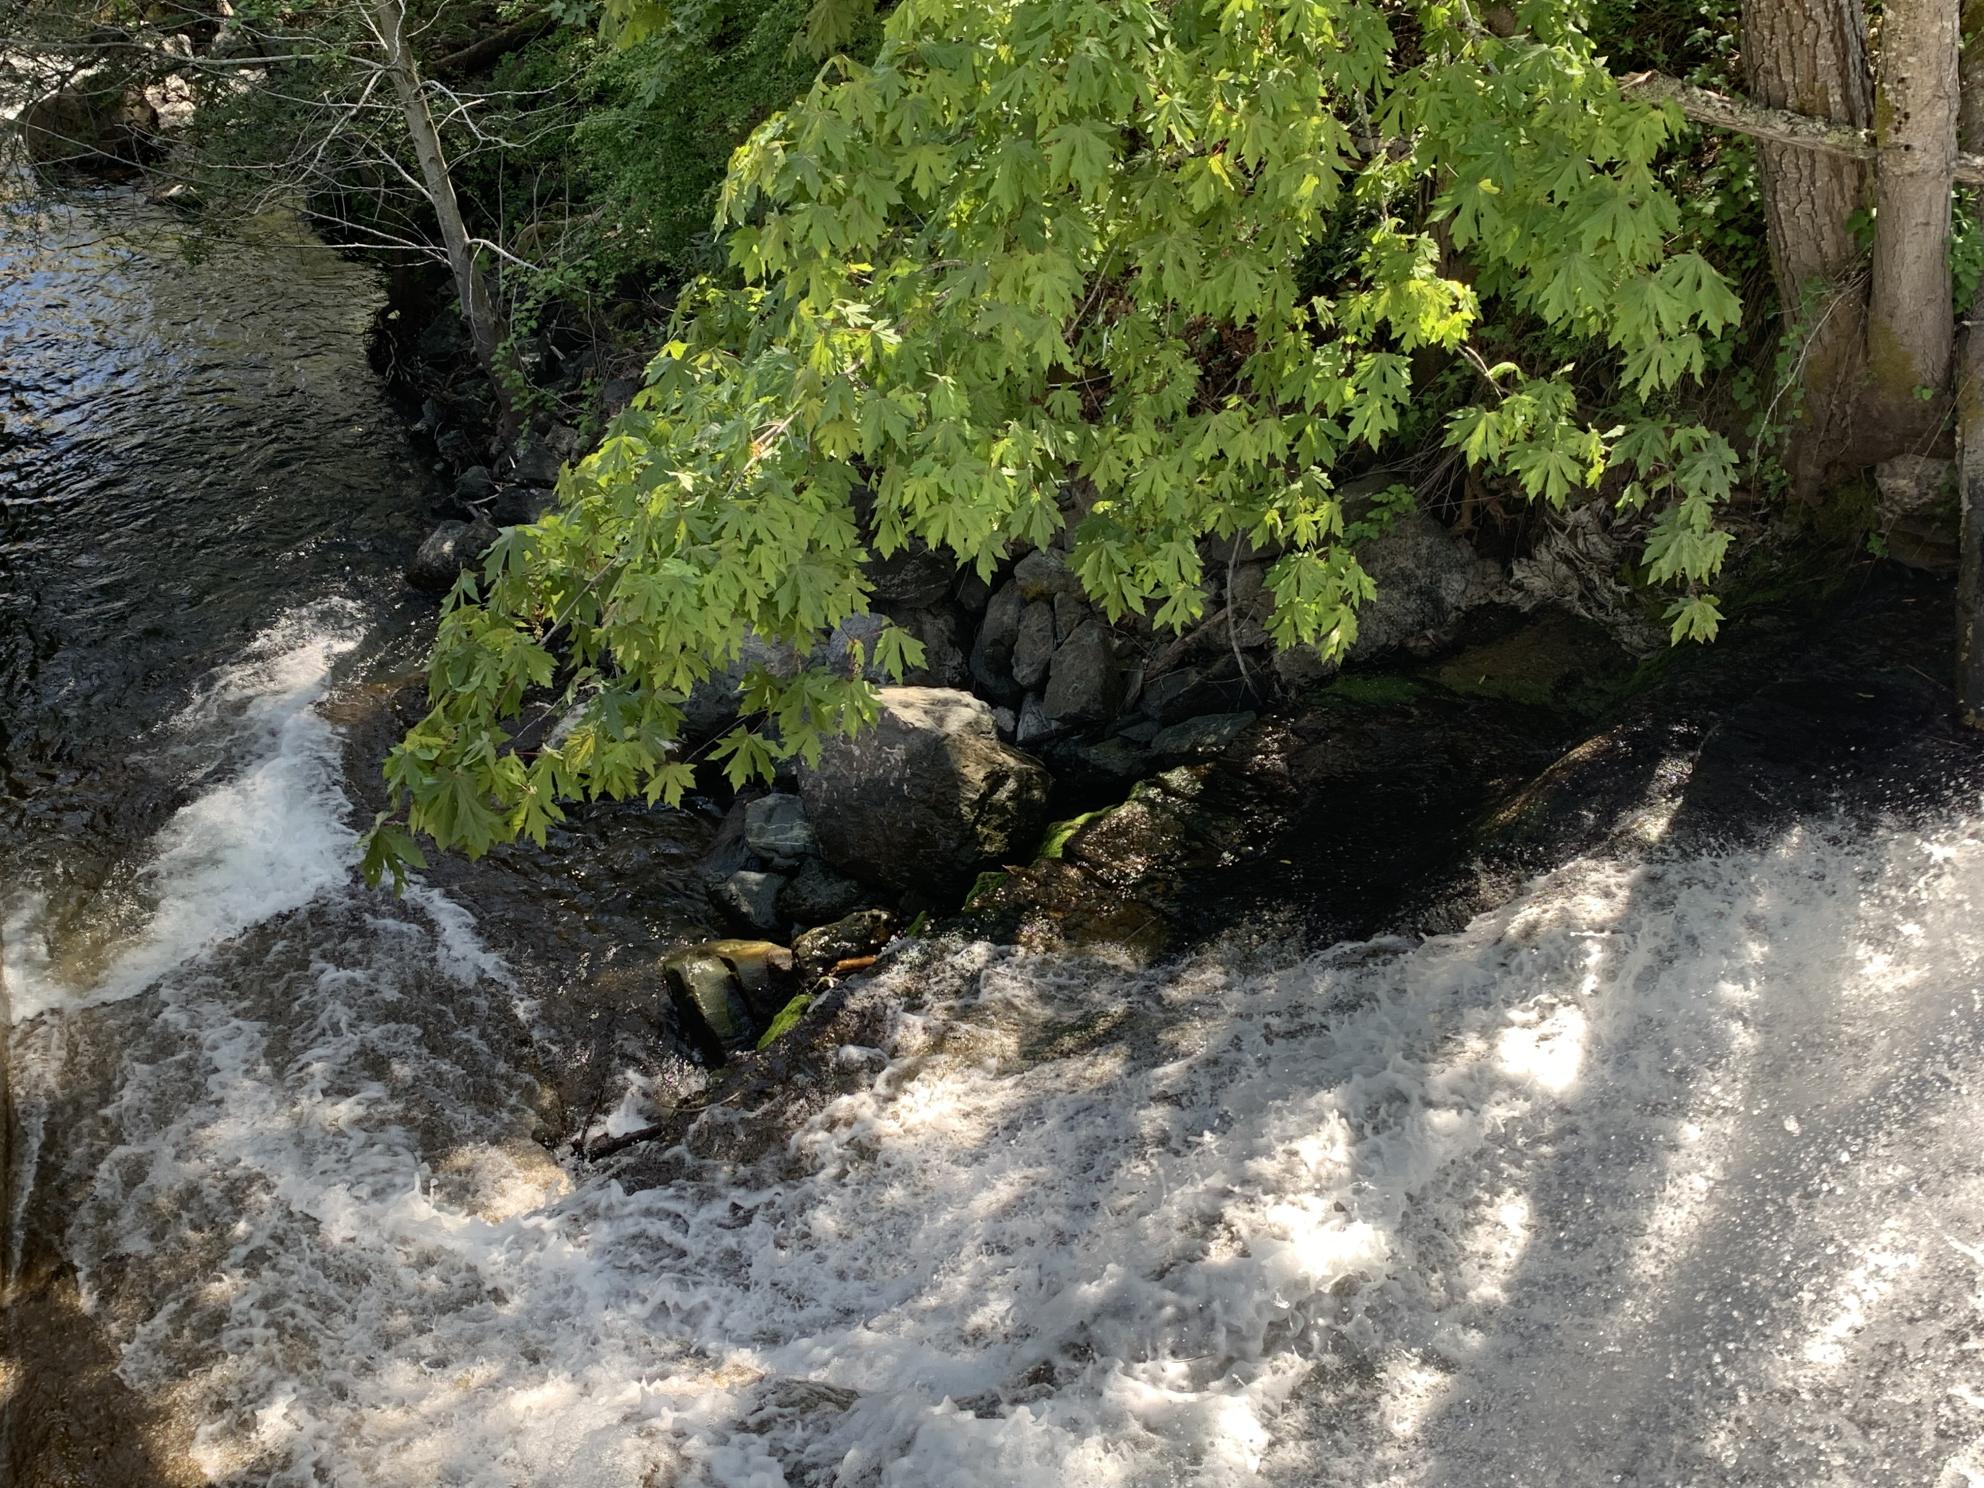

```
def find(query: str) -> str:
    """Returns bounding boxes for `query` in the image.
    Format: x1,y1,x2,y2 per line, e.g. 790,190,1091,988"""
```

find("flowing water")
4,190,1983,1487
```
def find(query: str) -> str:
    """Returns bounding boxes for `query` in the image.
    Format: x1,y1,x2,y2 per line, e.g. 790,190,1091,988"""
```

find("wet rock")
1042,620,1125,729
664,947,757,1053
799,687,1052,897
699,793,763,886
1151,711,1257,758
704,938,799,1021
407,517,498,593
794,908,896,979
714,869,786,933
744,794,816,864
969,581,1027,703
779,857,866,925
1012,601,1057,688
1014,548,1082,601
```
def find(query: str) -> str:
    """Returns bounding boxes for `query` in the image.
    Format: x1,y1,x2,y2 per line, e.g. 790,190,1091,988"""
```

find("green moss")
1316,673,1426,707
1037,807,1112,861
755,993,813,1050
964,870,1010,907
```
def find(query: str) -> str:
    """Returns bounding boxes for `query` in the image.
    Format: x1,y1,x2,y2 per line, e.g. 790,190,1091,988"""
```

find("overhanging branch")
1621,70,1984,186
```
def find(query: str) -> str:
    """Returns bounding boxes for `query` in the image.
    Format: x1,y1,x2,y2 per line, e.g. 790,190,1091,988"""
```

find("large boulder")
1349,509,1502,660
799,687,1052,897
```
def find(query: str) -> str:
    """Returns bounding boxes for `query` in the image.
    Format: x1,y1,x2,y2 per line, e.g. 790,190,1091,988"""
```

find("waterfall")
10,609,1981,1484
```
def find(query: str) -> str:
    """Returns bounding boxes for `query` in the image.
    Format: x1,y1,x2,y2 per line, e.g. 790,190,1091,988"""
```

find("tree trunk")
1741,0,1873,500
1954,0,1984,724
1862,0,1959,448
369,0,518,436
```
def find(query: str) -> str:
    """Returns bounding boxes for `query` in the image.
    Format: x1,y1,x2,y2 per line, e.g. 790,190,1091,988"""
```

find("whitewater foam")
53,800,1984,1485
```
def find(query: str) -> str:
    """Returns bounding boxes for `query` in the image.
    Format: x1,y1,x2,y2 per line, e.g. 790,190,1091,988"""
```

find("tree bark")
1862,0,1959,448
1740,0,1873,501
1955,0,1984,724
369,0,518,436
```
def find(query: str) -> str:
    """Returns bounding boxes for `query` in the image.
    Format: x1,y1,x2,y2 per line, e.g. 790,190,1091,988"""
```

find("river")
3,190,1983,1487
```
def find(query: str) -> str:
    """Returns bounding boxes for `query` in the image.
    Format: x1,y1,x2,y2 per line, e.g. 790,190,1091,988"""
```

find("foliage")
369,0,1752,879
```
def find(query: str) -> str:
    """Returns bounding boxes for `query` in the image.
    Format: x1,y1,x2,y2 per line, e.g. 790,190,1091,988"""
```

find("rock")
1350,509,1502,660
799,687,1053,897
599,376,641,415
1072,736,1150,782
713,870,786,933
704,939,799,1021
1042,620,1125,730
407,517,498,593
779,858,867,925
969,581,1027,703
868,544,955,608
1016,692,1057,746
957,572,993,615
1273,645,1335,691
993,706,1018,740
1137,666,1210,724
699,794,763,887
744,793,817,864
452,465,494,506
510,438,565,487
1014,549,1082,601
1011,601,1057,688
1875,455,1957,571
1151,711,1257,758
20,77,158,176
890,607,971,689
1053,590,1088,642
793,908,896,979
663,948,758,1054
682,632,800,741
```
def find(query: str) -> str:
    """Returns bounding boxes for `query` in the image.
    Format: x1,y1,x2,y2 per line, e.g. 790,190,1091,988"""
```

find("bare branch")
1621,69,1984,185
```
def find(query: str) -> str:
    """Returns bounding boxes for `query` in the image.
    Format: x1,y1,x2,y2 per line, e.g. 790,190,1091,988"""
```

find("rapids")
4,191,1982,1488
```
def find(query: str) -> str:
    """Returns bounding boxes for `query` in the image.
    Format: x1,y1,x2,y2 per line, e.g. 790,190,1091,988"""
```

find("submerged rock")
800,687,1052,898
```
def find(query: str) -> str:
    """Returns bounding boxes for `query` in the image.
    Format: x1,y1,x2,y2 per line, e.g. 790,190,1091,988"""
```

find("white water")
10,612,1984,1485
